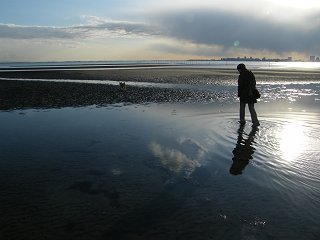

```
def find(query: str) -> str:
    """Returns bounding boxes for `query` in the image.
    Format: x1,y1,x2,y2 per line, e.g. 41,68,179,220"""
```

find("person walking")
237,63,260,126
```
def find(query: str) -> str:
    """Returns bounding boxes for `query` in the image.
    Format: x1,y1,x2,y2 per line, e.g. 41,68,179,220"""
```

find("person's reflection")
230,125,258,175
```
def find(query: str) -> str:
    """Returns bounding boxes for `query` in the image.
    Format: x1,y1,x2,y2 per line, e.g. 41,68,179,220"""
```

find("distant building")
310,56,316,61
220,56,296,62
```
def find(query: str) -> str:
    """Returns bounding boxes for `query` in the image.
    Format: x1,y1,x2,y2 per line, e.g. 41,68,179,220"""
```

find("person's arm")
250,71,256,89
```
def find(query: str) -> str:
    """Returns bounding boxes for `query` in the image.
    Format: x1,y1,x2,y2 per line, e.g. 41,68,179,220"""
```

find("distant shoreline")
1,67,320,84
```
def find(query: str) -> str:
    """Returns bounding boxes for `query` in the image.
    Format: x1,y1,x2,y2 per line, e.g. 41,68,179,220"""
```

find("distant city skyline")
220,56,294,61
1,0,320,61
220,55,320,62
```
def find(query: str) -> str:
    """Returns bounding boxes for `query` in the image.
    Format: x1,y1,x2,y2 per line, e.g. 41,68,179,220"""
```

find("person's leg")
248,103,259,125
239,102,246,123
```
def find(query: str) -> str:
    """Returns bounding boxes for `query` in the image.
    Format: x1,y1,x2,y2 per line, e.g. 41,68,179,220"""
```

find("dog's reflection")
230,125,258,175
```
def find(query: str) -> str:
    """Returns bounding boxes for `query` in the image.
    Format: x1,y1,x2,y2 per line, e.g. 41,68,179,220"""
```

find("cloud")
1,6,320,57
0,17,157,40
0,24,74,39
74,16,160,38
151,41,224,57
149,8,320,54
142,0,320,15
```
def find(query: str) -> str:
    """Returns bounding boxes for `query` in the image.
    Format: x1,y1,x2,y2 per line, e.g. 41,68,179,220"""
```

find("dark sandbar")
1,67,319,110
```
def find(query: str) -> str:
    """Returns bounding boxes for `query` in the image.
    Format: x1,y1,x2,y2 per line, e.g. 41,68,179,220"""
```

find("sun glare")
278,121,306,161
269,0,320,9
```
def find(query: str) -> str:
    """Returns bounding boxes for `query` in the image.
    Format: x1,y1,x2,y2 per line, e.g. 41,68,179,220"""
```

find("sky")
1,0,320,61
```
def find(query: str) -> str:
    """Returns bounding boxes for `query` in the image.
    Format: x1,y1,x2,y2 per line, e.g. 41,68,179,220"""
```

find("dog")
119,82,126,91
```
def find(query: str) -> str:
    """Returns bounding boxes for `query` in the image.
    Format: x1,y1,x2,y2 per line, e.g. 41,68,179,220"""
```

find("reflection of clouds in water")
111,169,123,176
150,137,207,176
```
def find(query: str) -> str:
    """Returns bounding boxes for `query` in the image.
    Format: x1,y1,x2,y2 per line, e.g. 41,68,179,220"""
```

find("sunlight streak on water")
271,61,320,69
251,112,320,208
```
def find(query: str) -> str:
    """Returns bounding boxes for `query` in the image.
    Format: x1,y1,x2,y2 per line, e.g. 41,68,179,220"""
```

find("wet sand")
1,67,319,110
0,79,230,110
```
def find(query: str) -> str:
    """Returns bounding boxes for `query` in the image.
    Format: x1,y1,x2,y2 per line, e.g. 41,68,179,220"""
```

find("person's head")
237,63,246,72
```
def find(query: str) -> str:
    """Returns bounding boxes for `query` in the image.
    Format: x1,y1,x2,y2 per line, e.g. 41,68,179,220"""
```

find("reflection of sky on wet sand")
150,137,207,177
0,84,320,239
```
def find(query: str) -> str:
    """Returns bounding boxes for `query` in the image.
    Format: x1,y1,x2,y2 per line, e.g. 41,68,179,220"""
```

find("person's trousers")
240,102,259,123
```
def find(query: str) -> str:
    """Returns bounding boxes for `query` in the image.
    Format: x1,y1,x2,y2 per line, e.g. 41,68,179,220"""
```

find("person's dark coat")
238,69,257,103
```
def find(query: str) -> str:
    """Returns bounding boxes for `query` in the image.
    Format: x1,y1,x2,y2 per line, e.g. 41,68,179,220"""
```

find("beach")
1,67,319,109
0,66,320,239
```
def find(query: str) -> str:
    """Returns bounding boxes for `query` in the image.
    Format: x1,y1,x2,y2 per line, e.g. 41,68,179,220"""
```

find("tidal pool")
0,95,319,239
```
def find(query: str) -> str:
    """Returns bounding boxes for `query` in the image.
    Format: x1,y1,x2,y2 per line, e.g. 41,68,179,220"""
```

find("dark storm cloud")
151,9,320,53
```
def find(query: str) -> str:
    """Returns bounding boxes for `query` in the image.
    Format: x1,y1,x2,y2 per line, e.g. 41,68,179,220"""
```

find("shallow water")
0,87,319,239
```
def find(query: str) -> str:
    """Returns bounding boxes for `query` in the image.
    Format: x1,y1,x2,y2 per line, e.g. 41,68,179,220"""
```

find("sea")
1,60,320,70
0,60,319,239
